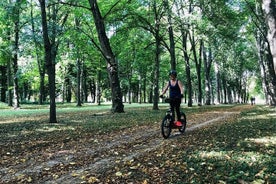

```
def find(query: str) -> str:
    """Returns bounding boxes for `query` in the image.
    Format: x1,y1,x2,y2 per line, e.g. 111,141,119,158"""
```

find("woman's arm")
160,82,169,96
178,80,184,95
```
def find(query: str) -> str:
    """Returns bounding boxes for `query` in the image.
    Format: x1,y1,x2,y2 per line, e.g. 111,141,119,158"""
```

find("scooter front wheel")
161,116,172,139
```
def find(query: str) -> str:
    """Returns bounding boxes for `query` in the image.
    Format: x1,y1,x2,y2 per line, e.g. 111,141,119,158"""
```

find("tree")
261,0,276,105
175,0,193,107
88,0,124,113
151,0,162,110
262,0,276,74
30,0,46,105
203,42,212,105
1,0,274,108
11,0,23,109
39,0,69,122
163,0,176,70
246,0,276,105
0,1,11,104
39,0,57,123
1,0,24,108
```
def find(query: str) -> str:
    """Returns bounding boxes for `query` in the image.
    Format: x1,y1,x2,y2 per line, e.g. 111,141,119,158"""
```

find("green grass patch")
1,104,275,183
0,103,166,151
98,105,275,183
129,105,275,184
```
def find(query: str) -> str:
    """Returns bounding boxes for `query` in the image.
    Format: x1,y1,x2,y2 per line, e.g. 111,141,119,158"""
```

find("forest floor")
0,104,275,184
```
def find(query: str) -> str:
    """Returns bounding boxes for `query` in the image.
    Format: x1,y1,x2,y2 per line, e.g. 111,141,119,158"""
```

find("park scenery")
0,0,276,183
0,103,275,183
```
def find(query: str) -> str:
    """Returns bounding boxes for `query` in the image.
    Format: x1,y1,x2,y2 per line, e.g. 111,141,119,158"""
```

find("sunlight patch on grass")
267,112,276,117
7,133,17,138
242,114,270,120
235,151,267,165
245,136,276,146
69,119,86,124
36,125,75,132
197,149,271,163
242,106,276,121
247,112,257,116
198,151,231,160
0,102,10,109
196,150,272,171
0,119,23,124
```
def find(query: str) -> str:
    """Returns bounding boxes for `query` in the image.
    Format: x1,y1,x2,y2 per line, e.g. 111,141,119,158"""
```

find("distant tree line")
0,0,275,122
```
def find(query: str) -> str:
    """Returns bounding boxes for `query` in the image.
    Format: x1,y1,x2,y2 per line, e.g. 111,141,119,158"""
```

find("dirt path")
1,107,246,183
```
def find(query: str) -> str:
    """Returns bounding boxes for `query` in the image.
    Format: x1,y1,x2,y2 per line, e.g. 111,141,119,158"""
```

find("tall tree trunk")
190,32,202,106
88,0,124,112
254,1,276,105
31,0,45,105
12,0,21,109
237,78,242,103
265,49,276,105
182,31,193,107
138,75,142,104
261,0,276,105
4,19,12,106
153,35,161,110
215,62,221,104
65,77,72,103
127,55,133,104
185,55,193,107
143,74,147,103
7,58,13,107
6,27,13,106
39,74,46,104
128,73,132,104
75,18,82,106
256,29,270,104
262,0,276,74
83,65,88,102
152,0,161,110
7,58,13,106
65,65,72,103
0,66,7,102
222,76,227,104
90,79,96,103
163,0,176,70
39,0,57,123
97,70,101,105
176,1,193,107
204,45,213,105
76,58,82,106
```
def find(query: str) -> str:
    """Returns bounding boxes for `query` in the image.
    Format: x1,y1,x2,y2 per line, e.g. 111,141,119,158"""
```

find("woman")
160,70,184,126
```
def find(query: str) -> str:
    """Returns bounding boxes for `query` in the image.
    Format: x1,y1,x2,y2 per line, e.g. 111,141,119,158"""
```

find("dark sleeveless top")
169,80,181,98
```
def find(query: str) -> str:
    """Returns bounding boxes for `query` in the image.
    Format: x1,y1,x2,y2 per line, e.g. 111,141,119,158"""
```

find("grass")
97,105,275,183
128,105,275,184
0,103,275,183
0,103,165,149
182,111,276,184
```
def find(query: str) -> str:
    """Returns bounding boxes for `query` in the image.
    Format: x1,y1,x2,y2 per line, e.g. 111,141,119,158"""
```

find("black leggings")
170,98,181,121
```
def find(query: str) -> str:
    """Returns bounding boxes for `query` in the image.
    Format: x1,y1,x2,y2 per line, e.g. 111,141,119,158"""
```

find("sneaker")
175,121,182,126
